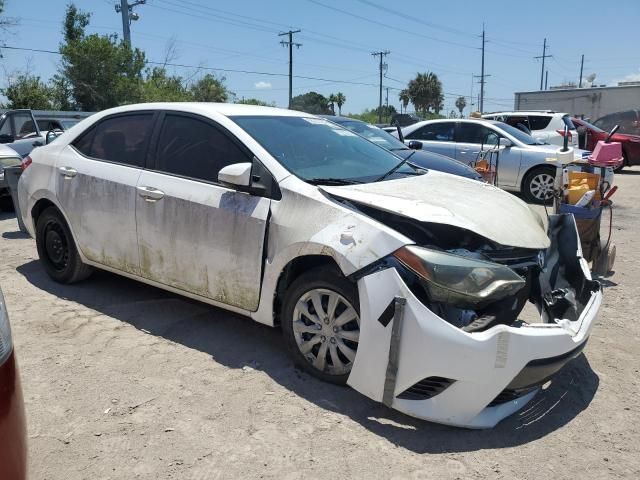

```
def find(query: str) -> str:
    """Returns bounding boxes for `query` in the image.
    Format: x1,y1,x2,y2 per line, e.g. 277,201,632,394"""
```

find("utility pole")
279,30,302,109
545,70,549,90
479,25,486,113
385,87,389,107
115,0,146,46
579,54,584,88
372,50,390,122
535,38,552,90
470,73,474,112
474,73,490,112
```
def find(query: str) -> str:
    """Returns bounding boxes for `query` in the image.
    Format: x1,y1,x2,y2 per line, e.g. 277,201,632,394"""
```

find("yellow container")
568,171,599,190
567,184,591,204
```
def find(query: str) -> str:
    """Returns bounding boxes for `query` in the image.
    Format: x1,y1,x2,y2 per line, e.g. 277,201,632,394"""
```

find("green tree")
290,91,332,115
1,73,53,109
236,98,275,106
407,72,444,117
58,3,146,110
455,96,467,117
335,92,346,115
189,74,230,102
141,67,190,102
399,89,410,114
328,93,337,115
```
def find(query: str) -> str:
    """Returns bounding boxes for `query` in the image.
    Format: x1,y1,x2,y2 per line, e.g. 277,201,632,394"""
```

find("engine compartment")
345,199,600,333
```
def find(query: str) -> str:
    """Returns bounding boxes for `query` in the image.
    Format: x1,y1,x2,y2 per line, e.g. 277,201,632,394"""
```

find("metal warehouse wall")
514,85,640,120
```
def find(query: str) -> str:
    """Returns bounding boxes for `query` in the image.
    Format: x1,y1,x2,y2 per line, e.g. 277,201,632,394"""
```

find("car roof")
94,102,309,118
482,111,568,116
410,118,501,126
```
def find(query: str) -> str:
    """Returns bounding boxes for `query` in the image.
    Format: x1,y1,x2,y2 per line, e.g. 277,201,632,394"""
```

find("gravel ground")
2,168,639,480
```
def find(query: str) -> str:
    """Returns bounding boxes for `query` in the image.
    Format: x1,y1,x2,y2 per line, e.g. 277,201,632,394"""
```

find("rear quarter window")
528,116,552,130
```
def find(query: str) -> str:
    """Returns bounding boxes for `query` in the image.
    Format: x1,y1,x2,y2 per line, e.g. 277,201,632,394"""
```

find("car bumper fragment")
347,214,602,428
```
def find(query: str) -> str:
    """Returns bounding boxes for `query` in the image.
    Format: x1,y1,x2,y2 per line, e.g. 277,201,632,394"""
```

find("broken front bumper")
347,214,602,428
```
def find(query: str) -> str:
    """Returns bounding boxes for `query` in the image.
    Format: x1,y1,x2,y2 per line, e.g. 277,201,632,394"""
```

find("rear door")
404,122,456,157
135,112,271,311
56,112,156,273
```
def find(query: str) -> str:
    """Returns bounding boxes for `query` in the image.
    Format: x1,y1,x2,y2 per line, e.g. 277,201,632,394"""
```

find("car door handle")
137,186,165,202
58,166,77,179
460,151,481,154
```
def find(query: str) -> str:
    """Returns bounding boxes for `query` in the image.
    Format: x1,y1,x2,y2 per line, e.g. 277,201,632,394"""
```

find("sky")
1,0,639,114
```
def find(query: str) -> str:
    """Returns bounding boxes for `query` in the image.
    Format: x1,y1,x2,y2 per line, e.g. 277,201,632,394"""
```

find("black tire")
522,166,556,204
35,206,92,283
0,196,14,212
614,152,626,173
281,266,360,385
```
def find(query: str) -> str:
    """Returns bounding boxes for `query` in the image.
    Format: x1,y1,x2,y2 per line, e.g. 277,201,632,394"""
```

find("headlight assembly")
394,245,526,308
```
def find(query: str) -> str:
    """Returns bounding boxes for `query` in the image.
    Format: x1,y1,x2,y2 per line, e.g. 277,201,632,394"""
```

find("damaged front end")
345,209,602,428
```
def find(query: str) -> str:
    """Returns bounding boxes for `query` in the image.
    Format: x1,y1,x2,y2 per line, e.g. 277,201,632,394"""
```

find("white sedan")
17,103,602,428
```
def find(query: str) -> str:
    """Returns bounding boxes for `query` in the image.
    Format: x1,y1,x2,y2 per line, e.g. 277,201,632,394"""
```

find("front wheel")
281,267,360,384
523,166,556,204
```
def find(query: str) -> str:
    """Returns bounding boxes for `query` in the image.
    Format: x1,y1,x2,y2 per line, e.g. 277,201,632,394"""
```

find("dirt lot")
2,169,639,480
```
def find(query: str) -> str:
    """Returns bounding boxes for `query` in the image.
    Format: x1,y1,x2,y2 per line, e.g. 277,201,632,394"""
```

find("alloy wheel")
529,172,555,201
292,288,360,376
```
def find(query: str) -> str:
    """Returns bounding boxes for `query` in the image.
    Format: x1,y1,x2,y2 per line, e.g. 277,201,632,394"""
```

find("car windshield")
495,122,542,145
335,120,407,151
231,115,417,183
61,120,79,129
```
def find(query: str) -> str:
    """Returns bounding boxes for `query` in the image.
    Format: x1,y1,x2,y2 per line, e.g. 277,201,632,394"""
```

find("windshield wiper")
306,177,361,186
375,150,416,182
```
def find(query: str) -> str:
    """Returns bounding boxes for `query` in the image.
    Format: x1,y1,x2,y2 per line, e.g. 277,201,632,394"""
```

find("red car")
573,117,640,171
0,287,27,480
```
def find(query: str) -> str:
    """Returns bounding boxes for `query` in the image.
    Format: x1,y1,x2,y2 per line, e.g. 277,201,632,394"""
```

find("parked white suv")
17,103,601,428
482,111,578,148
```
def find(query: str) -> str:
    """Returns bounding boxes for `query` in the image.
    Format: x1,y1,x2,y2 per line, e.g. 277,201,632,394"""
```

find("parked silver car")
399,119,588,203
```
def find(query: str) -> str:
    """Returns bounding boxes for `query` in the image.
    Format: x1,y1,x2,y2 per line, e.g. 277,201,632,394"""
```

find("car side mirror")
408,140,423,150
218,162,252,188
499,138,512,147
0,134,15,144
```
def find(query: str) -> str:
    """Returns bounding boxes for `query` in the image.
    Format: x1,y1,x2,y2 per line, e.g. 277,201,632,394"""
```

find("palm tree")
398,89,410,114
328,93,337,115
335,92,346,115
455,96,467,118
407,72,443,117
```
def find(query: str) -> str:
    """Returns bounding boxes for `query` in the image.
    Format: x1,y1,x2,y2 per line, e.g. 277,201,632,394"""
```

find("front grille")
483,247,540,267
397,376,455,400
488,387,537,407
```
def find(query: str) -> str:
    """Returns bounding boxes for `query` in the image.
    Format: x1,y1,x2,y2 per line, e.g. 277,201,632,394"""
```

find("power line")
279,30,302,108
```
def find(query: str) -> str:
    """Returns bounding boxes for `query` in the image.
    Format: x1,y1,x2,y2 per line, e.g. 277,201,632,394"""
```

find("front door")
404,122,456,158
135,112,270,311
455,123,521,188
56,112,156,274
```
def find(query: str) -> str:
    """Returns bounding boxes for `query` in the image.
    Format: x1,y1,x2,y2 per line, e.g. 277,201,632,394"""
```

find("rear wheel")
281,267,360,384
35,207,92,283
523,166,556,204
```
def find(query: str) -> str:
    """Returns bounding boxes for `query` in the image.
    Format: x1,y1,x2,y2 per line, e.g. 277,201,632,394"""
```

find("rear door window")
72,114,154,167
154,114,252,183
407,122,455,141
528,115,552,130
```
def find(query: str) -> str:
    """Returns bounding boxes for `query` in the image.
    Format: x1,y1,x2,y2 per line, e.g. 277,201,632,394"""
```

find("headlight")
394,245,526,308
0,287,13,364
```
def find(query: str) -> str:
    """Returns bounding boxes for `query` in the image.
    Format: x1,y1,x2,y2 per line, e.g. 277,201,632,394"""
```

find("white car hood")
321,172,551,249
529,144,588,158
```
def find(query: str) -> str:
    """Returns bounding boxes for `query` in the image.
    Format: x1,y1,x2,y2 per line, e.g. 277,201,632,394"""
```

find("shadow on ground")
16,259,599,453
